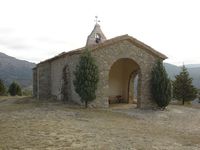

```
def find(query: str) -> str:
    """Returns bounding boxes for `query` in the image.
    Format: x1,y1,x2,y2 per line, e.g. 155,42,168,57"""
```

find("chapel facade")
33,23,167,108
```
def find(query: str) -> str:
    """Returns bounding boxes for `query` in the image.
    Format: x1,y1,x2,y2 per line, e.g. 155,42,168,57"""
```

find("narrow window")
95,33,101,43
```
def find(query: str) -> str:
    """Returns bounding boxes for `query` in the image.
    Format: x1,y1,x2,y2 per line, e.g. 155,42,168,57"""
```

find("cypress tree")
198,89,200,103
73,49,99,108
151,60,171,109
197,89,200,103
173,65,197,105
8,82,22,96
0,79,7,96
61,65,69,103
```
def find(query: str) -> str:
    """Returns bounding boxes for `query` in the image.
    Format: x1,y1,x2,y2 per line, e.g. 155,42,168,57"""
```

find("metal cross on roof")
94,16,100,24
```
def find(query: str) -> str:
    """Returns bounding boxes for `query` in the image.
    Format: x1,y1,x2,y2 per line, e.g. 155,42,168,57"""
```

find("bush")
73,49,99,108
0,79,7,96
22,89,32,96
8,82,22,96
151,60,171,109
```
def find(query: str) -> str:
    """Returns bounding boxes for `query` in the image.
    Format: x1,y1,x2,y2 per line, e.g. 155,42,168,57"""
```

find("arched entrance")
108,58,141,107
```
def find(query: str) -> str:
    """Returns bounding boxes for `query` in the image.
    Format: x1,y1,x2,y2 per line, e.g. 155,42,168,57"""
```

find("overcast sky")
0,0,200,66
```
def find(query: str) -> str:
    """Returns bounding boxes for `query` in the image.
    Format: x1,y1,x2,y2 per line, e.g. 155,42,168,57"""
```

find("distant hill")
0,52,35,88
164,63,200,89
185,64,200,68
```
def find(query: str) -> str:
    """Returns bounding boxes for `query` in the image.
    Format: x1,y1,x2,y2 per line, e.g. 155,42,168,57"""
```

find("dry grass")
0,97,200,150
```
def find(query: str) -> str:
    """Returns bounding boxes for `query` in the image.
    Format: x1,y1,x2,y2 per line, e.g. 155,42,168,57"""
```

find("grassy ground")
0,97,200,150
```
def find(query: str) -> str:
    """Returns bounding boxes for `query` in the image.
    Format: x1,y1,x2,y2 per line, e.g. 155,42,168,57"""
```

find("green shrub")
22,89,32,96
8,81,22,96
73,49,99,108
0,79,7,96
151,60,171,109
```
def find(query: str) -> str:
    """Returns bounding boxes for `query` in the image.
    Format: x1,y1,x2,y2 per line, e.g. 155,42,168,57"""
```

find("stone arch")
108,58,141,107
128,71,140,105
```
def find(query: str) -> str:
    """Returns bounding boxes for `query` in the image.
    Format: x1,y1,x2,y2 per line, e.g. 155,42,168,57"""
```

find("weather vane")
94,16,100,24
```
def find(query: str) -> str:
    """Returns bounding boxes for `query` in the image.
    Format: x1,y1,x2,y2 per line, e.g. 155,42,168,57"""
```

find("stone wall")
67,54,82,105
32,68,37,98
37,62,51,99
50,54,86,105
51,57,66,100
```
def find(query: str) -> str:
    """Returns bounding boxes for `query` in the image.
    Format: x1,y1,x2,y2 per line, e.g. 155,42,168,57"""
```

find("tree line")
0,80,22,96
151,61,200,109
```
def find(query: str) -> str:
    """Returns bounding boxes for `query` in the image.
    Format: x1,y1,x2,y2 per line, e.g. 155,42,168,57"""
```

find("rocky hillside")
164,63,200,89
0,52,35,88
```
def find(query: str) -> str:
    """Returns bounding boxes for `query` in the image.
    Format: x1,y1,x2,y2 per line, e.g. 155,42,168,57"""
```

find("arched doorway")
128,73,139,105
108,58,141,107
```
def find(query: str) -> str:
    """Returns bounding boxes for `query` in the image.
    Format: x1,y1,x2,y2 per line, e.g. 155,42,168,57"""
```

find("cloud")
0,27,14,34
0,37,31,50
35,37,67,45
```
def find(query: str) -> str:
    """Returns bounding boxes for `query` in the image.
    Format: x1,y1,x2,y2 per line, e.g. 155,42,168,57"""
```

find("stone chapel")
33,23,167,108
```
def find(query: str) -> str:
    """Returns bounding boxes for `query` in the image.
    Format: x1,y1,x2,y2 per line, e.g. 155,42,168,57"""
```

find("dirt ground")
0,97,200,150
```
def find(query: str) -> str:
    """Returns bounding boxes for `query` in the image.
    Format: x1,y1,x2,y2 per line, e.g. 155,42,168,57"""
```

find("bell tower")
86,16,107,46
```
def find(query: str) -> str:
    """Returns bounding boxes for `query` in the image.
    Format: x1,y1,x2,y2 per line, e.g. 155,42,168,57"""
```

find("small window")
95,33,101,43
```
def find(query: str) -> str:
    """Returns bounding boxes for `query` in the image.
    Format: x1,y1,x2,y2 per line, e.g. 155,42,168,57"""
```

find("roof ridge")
37,34,167,66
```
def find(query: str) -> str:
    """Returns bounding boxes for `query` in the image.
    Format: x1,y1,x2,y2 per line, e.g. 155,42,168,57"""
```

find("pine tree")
0,79,7,96
73,49,99,108
173,65,197,105
8,82,22,96
151,60,171,109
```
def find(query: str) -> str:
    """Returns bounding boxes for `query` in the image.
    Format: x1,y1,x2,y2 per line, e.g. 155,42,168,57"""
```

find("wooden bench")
108,95,123,104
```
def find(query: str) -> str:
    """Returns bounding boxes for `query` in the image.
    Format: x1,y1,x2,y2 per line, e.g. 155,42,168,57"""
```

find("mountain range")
0,52,35,88
0,52,199,89
164,63,200,88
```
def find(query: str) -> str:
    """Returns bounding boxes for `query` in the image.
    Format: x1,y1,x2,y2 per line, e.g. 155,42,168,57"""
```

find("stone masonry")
33,23,167,108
